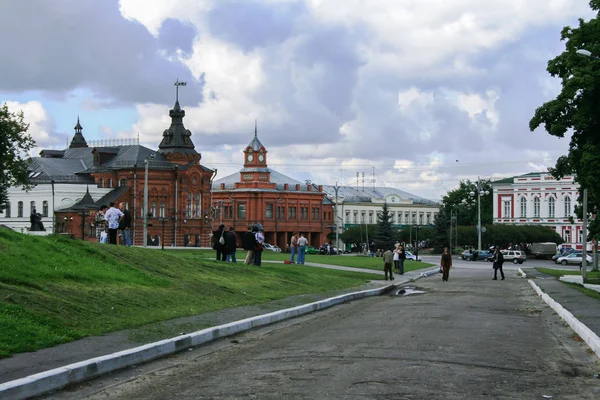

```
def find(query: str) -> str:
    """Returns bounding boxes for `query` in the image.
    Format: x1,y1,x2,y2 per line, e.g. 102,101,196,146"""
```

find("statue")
29,209,46,231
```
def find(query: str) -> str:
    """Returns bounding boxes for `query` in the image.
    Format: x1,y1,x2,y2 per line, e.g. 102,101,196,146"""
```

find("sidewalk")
522,267,600,342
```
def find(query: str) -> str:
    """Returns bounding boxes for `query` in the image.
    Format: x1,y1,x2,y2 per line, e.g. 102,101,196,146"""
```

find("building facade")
492,172,584,249
211,129,334,249
0,100,215,247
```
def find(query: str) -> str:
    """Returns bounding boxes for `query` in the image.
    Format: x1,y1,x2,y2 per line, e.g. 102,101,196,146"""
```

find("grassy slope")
0,230,385,358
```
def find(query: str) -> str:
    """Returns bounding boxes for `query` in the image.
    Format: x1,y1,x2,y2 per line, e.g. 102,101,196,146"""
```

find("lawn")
535,267,600,284
0,230,386,358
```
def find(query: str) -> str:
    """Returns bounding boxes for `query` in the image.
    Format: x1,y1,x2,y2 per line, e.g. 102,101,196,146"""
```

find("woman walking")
440,247,452,282
493,247,505,280
213,224,227,261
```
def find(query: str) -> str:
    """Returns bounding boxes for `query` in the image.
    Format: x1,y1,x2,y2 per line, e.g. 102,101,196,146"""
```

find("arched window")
564,196,571,217
520,197,527,217
159,202,166,218
120,179,127,187
108,179,113,188
195,193,201,218
140,202,144,217
99,178,104,188
18,201,23,217
30,201,36,214
187,192,192,217
150,202,156,218
42,201,48,217
548,197,555,218
4,202,11,218
533,197,540,217
565,230,571,243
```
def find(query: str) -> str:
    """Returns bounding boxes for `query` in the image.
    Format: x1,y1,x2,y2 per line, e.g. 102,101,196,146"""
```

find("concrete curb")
420,268,441,278
0,283,401,400
518,267,527,278
527,279,600,360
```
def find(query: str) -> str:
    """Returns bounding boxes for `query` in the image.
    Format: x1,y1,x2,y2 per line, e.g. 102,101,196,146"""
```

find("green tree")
529,2,600,238
374,203,396,250
340,225,378,250
0,104,35,212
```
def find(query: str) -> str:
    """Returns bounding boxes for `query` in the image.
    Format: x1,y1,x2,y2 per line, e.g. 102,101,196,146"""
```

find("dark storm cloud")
0,0,202,105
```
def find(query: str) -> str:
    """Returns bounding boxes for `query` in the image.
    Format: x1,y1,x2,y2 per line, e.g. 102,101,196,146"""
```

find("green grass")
535,268,600,282
0,230,388,359
257,251,434,272
561,282,600,301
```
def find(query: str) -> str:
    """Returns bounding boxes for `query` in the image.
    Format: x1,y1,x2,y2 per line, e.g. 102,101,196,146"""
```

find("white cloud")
5,101,60,156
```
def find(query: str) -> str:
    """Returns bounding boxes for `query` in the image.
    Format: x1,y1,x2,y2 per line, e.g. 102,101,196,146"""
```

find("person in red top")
290,232,298,263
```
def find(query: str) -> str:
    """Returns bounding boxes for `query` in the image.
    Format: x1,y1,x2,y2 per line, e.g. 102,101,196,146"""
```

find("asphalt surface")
39,262,600,399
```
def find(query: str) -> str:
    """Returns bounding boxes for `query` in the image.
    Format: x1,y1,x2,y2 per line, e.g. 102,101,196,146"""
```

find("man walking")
118,202,131,246
104,202,123,245
383,247,394,281
289,232,298,263
493,247,505,280
225,227,237,263
242,224,256,265
297,233,308,264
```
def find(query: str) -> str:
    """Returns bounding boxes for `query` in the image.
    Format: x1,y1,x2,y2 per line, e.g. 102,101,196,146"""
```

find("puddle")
395,287,425,296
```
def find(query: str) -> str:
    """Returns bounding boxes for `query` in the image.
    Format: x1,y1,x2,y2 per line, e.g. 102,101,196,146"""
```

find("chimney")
307,185,312,191
296,184,300,190
318,185,323,191
284,183,289,190
220,183,225,190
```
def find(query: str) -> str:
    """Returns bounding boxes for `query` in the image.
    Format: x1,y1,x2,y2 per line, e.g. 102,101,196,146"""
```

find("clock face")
258,154,264,162
247,154,254,162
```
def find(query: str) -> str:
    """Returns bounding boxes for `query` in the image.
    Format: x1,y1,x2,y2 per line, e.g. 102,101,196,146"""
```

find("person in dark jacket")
224,227,237,263
397,244,406,275
493,247,505,280
242,224,256,265
441,247,452,281
118,202,131,246
213,224,227,261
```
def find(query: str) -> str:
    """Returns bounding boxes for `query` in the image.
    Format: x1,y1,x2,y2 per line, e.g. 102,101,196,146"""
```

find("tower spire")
254,118,258,139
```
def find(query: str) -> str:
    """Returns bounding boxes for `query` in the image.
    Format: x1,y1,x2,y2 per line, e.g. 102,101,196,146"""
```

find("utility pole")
333,182,341,254
582,188,588,279
449,210,453,253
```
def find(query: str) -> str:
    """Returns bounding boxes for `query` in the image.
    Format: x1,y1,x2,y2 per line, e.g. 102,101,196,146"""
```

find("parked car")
552,247,577,262
555,253,592,266
305,246,319,255
405,251,422,262
461,249,492,261
319,244,340,255
263,243,281,252
501,250,527,264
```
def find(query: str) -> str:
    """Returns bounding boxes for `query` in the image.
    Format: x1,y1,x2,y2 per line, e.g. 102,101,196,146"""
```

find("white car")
263,243,281,252
555,253,592,266
405,251,422,262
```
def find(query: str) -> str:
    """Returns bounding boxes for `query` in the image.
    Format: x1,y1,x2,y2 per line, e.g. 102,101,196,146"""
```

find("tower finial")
254,118,257,139
174,79,187,103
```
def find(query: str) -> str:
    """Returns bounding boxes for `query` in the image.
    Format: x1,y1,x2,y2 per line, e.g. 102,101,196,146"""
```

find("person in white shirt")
253,224,265,266
103,202,124,245
297,234,308,264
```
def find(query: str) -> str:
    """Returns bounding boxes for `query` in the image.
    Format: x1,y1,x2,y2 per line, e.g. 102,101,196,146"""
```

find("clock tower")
239,121,273,186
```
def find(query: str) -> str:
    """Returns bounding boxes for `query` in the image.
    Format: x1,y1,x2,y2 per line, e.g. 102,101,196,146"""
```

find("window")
353,211,358,224
43,201,48,217
579,230,583,243
533,197,540,217
564,230,571,243
237,203,246,219
224,205,233,219
277,206,285,220
520,197,527,218
548,197,555,218
564,196,571,217
426,213,431,224
266,204,273,219
4,202,11,218
140,201,144,217
288,206,297,219
195,193,201,217
186,192,192,217
99,178,104,188
30,201,36,215
150,202,156,217
120,179,127,187
18,201,23,217
159,202,166,218
346,211,350,223
369,211,373,224
108,179,113,188
503,201,511,218
300,207,308,220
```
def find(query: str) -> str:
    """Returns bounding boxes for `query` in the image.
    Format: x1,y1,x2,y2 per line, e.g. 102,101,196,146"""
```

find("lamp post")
332,183,341,254
413,217,419,260
158,217,169,250
469,177,489,251
143,153,155,248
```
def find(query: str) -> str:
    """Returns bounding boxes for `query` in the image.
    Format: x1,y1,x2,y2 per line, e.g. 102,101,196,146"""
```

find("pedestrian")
383,247,394,281
95,205,108,243
398,244,406,275
440,247,452,281
213,224,227,261
369,242,376,257
393,245,400,272
493,247,505,280
290,232,298,263
118,202,131,246
103,202,124,245
242,224,256,265
253,224,264,266
297,233,308,264
225,227,237,263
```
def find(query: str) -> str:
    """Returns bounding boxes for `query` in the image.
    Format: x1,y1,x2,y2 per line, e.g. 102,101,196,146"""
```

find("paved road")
45,266,600,399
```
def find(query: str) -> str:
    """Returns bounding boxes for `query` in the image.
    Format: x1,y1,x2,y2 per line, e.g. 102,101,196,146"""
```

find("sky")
0,0,595,201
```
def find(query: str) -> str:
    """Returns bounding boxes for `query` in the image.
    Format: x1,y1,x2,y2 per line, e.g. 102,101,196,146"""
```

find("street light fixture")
576,49,594,58
469,177,489,251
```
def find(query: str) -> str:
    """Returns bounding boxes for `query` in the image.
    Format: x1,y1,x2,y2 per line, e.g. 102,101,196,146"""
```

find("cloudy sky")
0,0,595,200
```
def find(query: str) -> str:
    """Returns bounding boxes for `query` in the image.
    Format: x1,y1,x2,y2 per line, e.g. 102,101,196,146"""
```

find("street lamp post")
332,183,341,254
143,153,155,248
158,217,169,250
469,177,489,251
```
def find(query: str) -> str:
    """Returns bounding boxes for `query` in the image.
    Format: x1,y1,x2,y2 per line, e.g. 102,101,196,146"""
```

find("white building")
492,172,583,249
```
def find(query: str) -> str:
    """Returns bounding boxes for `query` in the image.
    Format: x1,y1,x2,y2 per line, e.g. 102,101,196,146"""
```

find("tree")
374,203,396,250
440,179,493,226
340,225,378,251
529,2,600,238
0,104,34,212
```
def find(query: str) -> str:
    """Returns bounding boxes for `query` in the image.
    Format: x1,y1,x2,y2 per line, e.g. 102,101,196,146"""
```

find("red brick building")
211,127,334,249
51,100,215,246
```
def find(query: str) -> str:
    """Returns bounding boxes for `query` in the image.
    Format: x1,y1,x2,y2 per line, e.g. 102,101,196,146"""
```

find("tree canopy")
529,1,600,237
0,104,34,212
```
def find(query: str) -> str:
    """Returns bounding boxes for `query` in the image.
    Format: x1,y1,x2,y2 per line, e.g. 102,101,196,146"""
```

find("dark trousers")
384,262,394,280
254,250,263,266
216,249,226,261
398,259,405,275
108,228,118,245
494,263,505,279
442,266,450,281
